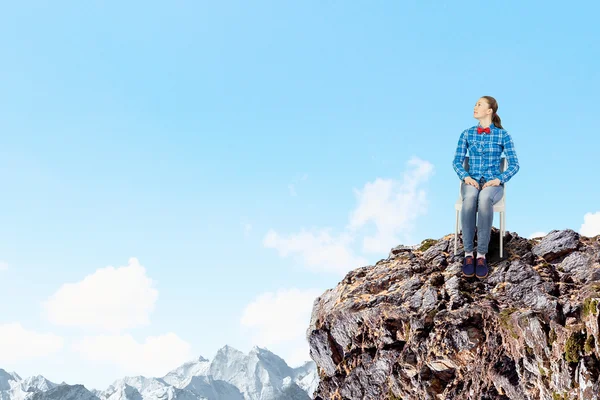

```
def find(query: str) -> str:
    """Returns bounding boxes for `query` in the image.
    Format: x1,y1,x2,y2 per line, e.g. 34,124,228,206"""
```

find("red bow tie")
477,126,491,134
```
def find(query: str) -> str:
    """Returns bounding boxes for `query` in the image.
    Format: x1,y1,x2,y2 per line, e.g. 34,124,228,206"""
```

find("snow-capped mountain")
98,376,206,400
0,346,318,400
205,346,313,400
285,362,318,397
173,375,244,400
29,384,99,400
0,370,58,400
18,376,57,393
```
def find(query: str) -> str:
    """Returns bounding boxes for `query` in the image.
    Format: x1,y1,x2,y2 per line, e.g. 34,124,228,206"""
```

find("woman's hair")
481,95,504,129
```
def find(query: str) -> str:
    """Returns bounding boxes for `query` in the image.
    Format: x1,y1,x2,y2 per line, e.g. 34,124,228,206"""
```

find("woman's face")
473,98,492,119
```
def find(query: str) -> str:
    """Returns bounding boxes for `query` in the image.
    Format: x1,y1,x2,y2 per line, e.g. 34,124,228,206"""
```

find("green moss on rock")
582,298,598,317
499,308,519,339
584,334,596,354
565,331,586,363
419,239,436,252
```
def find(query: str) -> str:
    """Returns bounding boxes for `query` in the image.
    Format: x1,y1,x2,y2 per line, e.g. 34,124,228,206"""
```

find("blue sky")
1,0,599,391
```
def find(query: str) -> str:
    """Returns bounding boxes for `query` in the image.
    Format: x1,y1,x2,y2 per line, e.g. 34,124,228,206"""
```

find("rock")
559,252,600,283
577,356,600,399
307,230,600,400
388,244,420,258
532,229,580,261
422,239,449,262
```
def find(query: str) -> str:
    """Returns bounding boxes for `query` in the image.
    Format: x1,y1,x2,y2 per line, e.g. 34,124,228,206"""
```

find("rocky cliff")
307,228,600,400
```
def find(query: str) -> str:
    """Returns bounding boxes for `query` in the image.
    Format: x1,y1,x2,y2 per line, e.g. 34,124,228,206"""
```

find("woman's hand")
464,177,480,189
482,178,501,188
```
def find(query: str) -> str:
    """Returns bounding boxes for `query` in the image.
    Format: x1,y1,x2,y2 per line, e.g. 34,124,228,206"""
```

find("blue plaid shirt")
452,123,520,184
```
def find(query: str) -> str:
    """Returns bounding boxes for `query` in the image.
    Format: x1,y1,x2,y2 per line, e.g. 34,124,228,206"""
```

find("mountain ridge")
0,345,317,400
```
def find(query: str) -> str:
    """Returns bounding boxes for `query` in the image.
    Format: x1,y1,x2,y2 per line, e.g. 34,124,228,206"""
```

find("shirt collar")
477,122,495,129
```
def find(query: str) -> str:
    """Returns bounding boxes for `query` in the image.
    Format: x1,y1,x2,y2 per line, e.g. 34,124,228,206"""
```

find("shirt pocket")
483,141,501,155
469,140,485,155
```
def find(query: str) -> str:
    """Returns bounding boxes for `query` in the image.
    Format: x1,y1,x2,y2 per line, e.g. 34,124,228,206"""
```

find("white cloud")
528,232,547,239
301,173,308,181
240,288,321,366
264,157,434,273
348,156,434,253
0,323,64,363
72,333,192,377
0,261,8,271
42,257,158,332
581,212,600,237
288,184,297,197
263,228,369,274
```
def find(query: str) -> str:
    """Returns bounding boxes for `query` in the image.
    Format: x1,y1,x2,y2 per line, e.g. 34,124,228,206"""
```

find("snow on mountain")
278,378,313,400
28,384,99,400
159,345,317,400
161,357,210,388
205,346,312,400
0,370,55,400
179,376,243,400
0,370,21,391
0,345,318,400
0,384,27,400
98,381,143,400
289,362,318,396
19,376,57,393
99,376,200,400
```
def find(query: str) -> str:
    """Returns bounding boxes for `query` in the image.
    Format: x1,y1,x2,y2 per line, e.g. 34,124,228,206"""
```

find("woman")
452,96,520,279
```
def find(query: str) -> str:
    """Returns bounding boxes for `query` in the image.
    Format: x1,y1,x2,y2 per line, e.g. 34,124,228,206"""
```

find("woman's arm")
452,130,470,181
498,132,520,184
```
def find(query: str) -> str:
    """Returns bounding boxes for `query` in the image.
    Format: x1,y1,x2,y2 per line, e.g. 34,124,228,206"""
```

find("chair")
454,156,506,257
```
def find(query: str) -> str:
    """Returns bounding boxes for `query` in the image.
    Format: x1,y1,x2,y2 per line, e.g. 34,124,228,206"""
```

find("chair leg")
455,210,459,255
500,211,504,258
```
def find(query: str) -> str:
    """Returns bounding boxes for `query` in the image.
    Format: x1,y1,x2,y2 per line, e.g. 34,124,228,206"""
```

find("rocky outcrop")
307,228,600,399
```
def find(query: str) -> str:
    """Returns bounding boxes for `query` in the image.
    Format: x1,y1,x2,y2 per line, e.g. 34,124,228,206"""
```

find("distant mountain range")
0,345,318,400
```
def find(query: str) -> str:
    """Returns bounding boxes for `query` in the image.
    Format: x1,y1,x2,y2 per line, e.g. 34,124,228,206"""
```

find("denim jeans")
461,176,504,254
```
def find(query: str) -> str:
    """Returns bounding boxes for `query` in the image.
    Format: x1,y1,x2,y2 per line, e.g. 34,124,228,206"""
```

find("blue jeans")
461,177,504,254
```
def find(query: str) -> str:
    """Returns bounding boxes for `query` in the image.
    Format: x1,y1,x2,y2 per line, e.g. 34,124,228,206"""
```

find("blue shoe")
462,256,475,277
476,257,489,279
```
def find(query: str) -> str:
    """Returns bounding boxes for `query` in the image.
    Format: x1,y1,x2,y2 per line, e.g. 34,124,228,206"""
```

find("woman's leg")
476,184,505,254
461,182,480,253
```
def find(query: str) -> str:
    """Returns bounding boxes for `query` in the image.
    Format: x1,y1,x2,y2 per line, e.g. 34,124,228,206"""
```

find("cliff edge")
307,228,600,400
